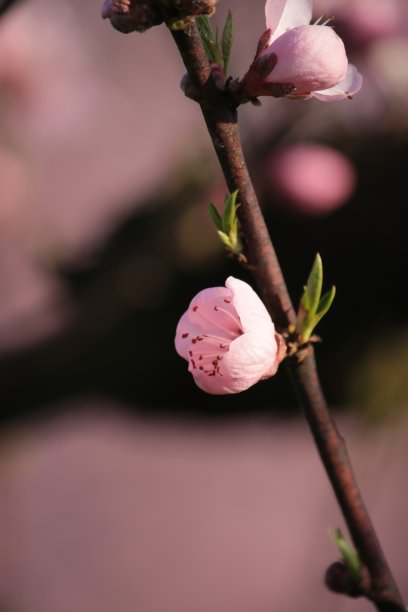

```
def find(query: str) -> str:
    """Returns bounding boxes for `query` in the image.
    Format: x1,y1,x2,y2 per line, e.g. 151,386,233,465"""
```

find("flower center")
186,300,243,378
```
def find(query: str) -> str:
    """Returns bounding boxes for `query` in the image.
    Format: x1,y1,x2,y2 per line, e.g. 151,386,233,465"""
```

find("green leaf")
209,191,242,255
329,528,362,582
315,286,336,321
197,15,213,40
221,11,234,74
201,36,216,63
300,253,323,318
297,253,336,342
208,202,222,230
230,218,238,240
217,230,233,249
222,190,238,234
196,16,216,63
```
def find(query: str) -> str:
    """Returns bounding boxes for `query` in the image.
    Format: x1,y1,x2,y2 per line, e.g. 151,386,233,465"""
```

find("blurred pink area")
0,0,207,350
265,143,356,215
314,0,404,46
0,0,204,252
0,404,407,612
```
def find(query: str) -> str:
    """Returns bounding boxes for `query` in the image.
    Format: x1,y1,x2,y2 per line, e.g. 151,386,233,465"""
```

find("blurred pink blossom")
244,0,363,101
175,277,284,394
314,0,401,47
266,143,357,215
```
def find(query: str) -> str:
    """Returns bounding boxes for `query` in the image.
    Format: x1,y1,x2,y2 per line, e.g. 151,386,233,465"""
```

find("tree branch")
169,19,405,612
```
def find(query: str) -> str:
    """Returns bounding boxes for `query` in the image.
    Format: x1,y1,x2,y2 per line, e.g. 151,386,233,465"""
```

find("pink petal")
264,25,348,93
223,331,278,383
192,331,278,395
312,64,364,101
175,286,233,360
265,0,312,42
225,277,274,334
175,311,204,360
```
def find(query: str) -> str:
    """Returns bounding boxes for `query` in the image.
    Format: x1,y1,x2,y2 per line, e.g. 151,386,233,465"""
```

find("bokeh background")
0,0,407,610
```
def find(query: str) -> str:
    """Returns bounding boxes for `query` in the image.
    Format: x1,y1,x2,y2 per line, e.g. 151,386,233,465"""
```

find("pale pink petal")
264,25,348,93
312,64,364,101
225,277,274,334
192,331,278,395
175,311,203,360
223,331,278,382
191,365,259,395
265,0,312,42
175,286,233,360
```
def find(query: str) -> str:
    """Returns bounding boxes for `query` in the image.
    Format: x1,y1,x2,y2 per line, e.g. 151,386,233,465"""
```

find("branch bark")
170,19,405,612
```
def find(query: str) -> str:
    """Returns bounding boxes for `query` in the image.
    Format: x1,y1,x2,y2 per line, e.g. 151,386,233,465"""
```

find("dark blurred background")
0,0,407,611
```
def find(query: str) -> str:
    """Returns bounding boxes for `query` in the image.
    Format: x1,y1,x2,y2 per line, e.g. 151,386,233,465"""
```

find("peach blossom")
258,0,363,100
175,277,284,394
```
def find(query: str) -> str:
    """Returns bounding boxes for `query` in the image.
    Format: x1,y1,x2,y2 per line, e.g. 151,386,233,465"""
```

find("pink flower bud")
261,24,348,94
175,277,285,394
239,0,363,101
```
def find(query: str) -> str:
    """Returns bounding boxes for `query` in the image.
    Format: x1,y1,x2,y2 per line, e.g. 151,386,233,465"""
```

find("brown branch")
169,19,405,612
171,23,295,332
289,347,404,611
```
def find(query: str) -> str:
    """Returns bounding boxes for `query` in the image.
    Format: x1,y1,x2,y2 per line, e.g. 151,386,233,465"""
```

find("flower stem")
169,19,405,612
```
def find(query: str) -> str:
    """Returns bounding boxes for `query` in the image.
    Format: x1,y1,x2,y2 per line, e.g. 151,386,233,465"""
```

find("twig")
169,19,405,612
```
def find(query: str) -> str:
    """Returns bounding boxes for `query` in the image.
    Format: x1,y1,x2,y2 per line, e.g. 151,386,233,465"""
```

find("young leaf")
197,15,213,40
217,230,233,249
230,218,238,241
300,253,323,318
296,253,335,342
222,190,238,234
208,202,222,230
315,286,336,321
196,16,216,63
221,11,234,74
329,528,362,582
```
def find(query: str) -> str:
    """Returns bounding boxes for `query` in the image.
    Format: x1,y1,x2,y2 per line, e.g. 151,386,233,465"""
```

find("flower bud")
101,0,163,34
237,0,362,102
